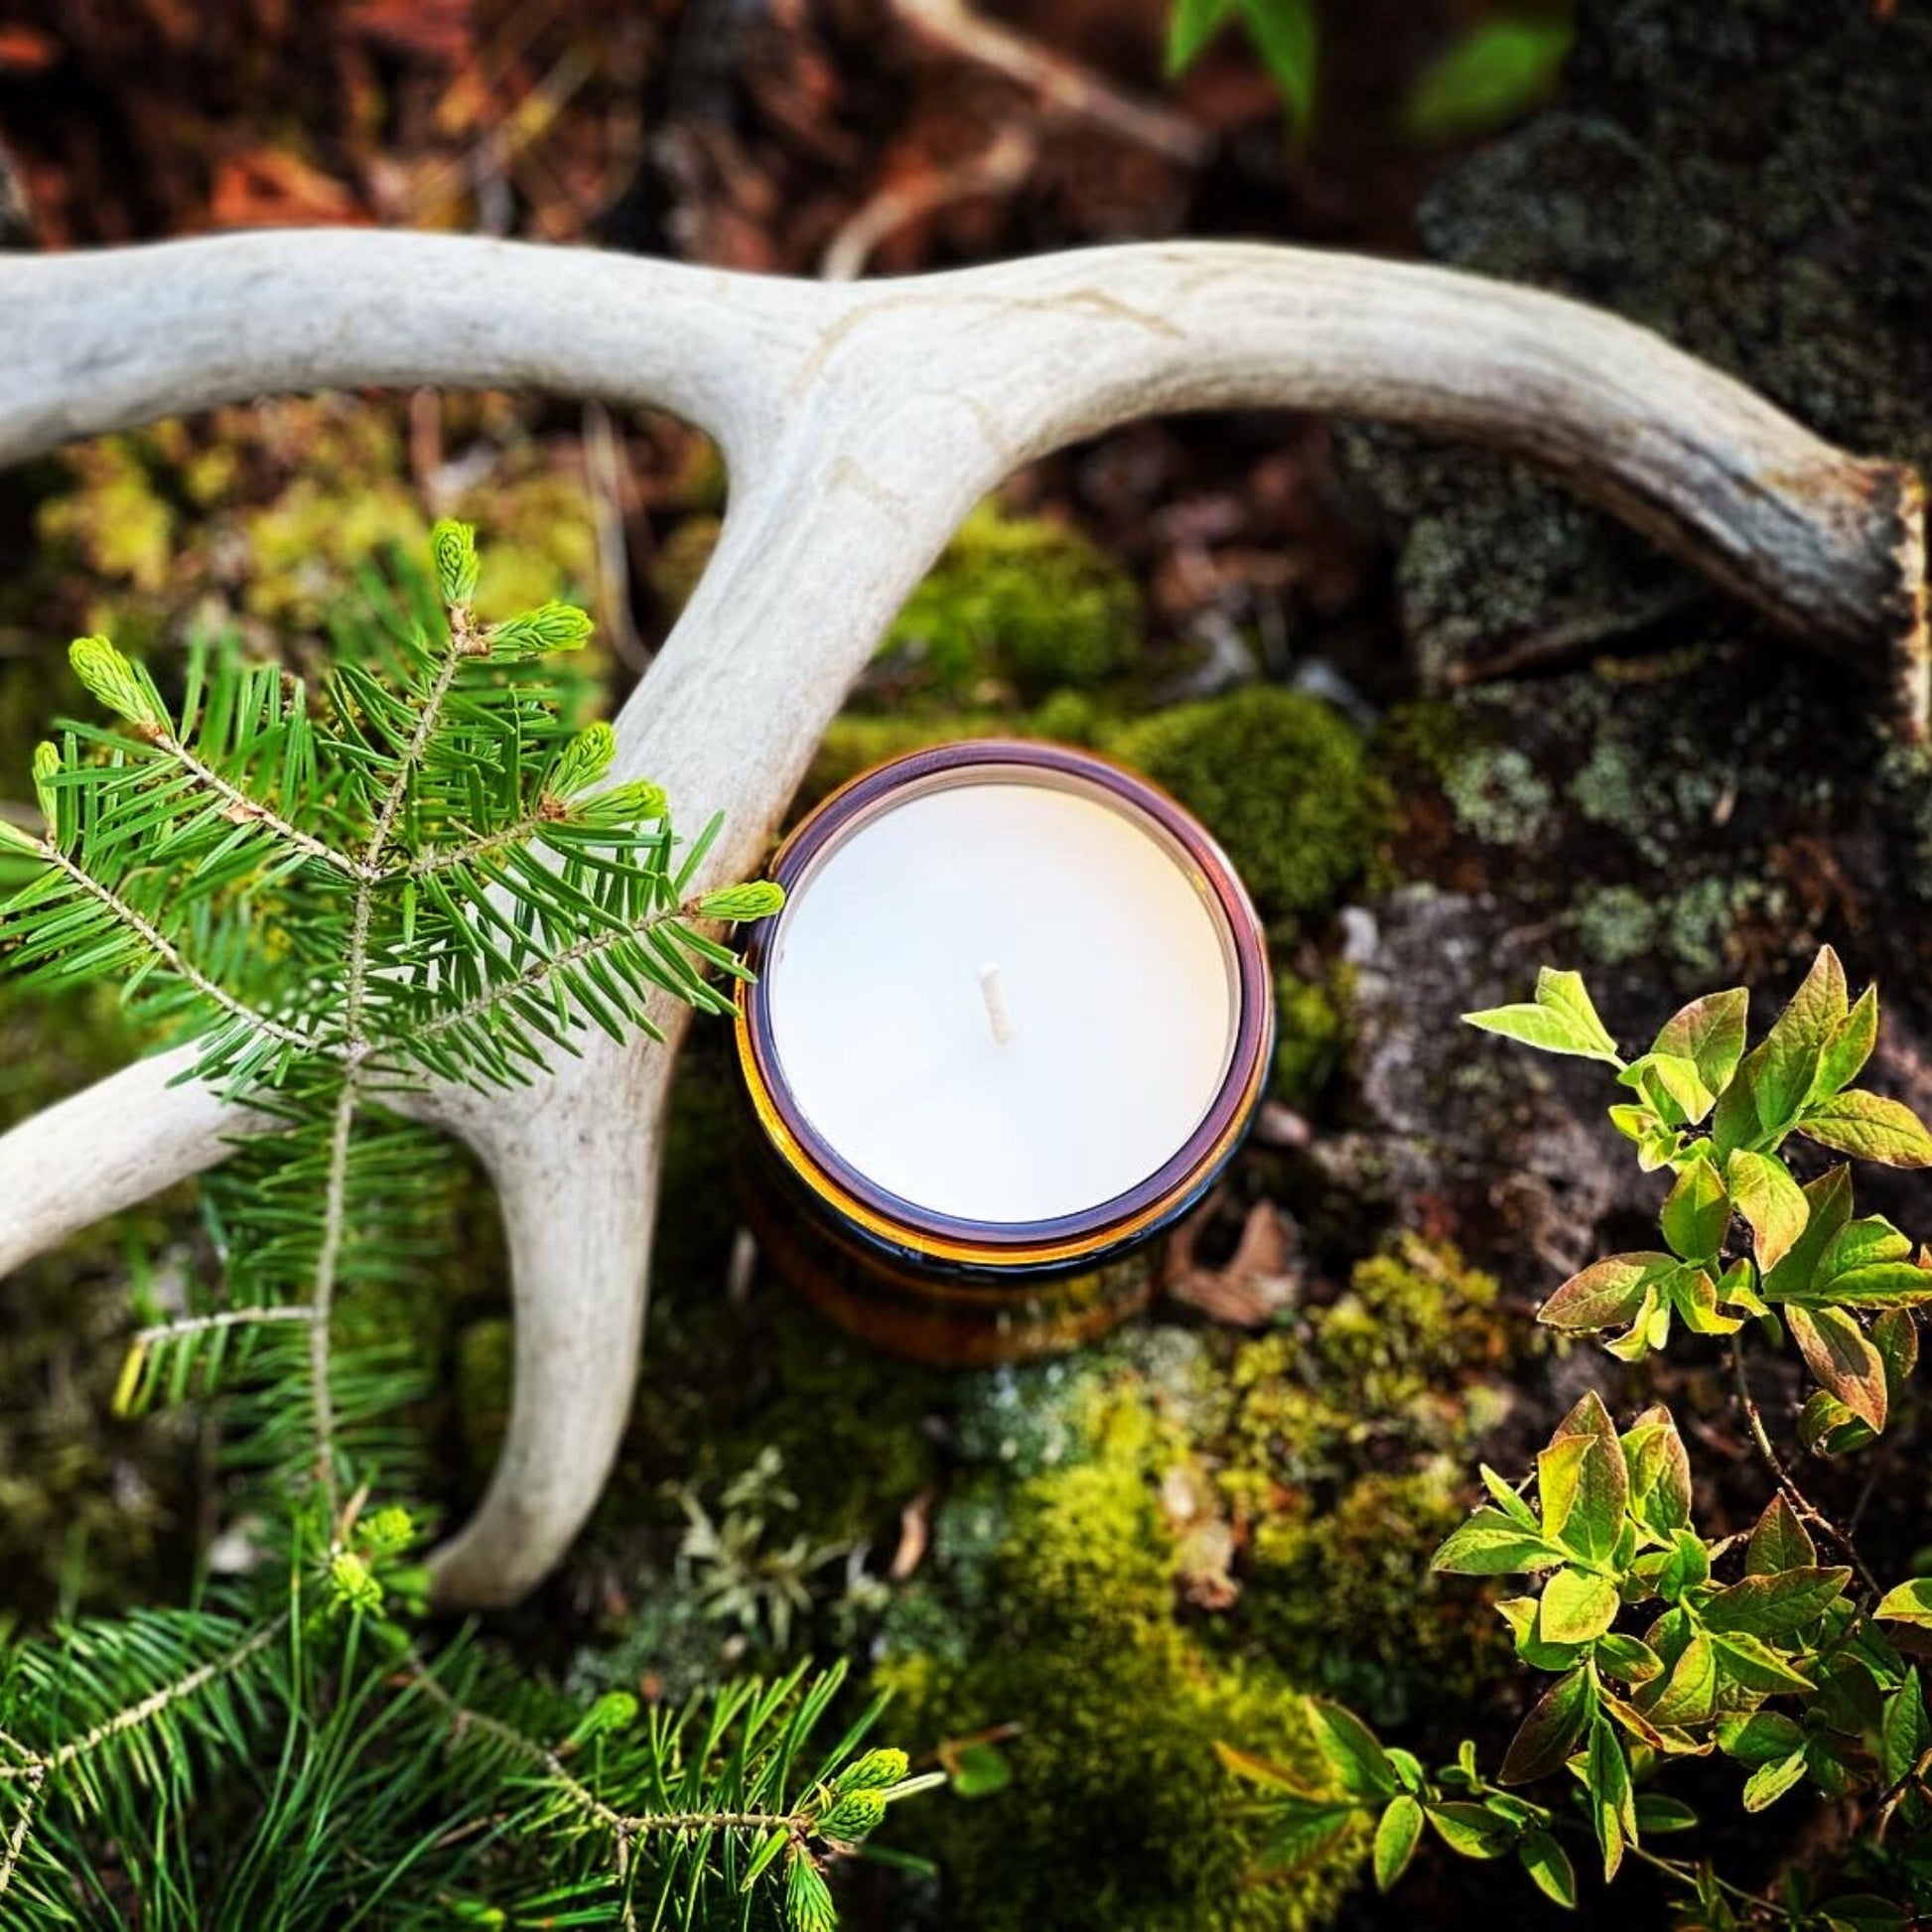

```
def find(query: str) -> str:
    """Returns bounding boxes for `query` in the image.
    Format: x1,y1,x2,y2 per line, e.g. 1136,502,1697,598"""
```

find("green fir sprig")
0,525,927,1927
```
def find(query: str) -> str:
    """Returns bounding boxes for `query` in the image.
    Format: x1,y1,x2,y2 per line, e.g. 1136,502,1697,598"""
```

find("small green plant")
0,526,934,1926
673,1449,855,1654
1224,953,1932,1927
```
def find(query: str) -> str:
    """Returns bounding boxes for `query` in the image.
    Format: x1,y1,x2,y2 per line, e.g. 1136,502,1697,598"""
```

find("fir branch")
131,1305,321,1347
410,1665,805,1841
0,1614,287,1784
363,624,474,873
44,846,313,1054
307,1078,359,1522
0,1764,42,1902
403,810,551,878
159,732,361,882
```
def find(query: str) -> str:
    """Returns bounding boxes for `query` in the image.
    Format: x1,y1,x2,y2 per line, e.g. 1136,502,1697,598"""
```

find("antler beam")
1,231,1923,1606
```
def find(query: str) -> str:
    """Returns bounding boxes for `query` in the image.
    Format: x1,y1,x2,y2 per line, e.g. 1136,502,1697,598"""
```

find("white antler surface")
0,231,1923,1604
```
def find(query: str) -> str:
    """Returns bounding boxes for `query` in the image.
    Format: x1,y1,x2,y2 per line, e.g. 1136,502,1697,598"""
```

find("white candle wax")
763,772,1241,1225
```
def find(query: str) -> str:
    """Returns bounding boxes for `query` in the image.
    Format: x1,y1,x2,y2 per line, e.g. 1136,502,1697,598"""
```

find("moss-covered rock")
1106,687,1387,928
882,500,1141,704
877,1382,1364,1932
868,1237,1522,1928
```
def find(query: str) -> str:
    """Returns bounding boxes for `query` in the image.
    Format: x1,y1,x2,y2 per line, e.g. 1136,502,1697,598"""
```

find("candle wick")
979,964,1017,1046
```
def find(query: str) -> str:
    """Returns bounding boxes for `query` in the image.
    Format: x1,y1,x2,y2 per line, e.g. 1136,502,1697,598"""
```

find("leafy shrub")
1225,952,1932,1927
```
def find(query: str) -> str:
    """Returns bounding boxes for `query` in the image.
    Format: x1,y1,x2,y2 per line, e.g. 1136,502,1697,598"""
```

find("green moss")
801,710,1006,805
29,402,604,652
1105,688,1385,927
1271,968,1347,1108
1216,1239,1517,1724
871,1242,1522,1927
454,1316,513,1480
883,500,1141,703
878,1384,1363,1931
35,437,177,595
1245,1472,1504,1725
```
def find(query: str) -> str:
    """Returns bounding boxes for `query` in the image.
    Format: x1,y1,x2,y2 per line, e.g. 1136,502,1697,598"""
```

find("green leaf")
1717,1710,1805,1766
1373,1795,1425,1892
1585,1716,1634,1880
547,722,617,797
1814,985,1878,1102
1710,1630,1816,1696
1634,1793,1699,1833
1256,1802,1361,1877
1762,1166,1855,1301
1798,1388,1871,1457
1432,1509,1565,1577
1881,1670,1929,1786
1538,1415,1626,1567
1662,1263,1739,1337
1875,1307,1919,1396
1213,1739,1318,1794
1308,1699,1398,1801
1754,945,1848,1136
1702,1566,1851,1639
1231,0,1319,130
1874,1580,1932,1628
1643,1630,1719,1726
1165,0,1235,72
947,1740,1011,1798
1426,1801,1511,1861
70,632,171,735
1539,1252,1672,1333
1745,1494,1817,1576
1594,1633,1663,1686
1496,1594,1586,1673
1517,1828,1578,1909
1662,1162,1729,1263
1403,17,1570,143
785,1846,838,1932
1624,1051,1715,1128
1815,1214,1913,1288
1620,1407,1693,1539
1539,1569,1619,1647
1742,1749,1808,1812
1501,1666,1594,1783
1654,987,1749,1100
1798,1090,1932,1169
430,518,480,607
1462,1001,1616,1061
1726,1150,1810,1272
0,815,45,857
1819,1260,1932,1307
1786,1304,1888,1434
1479,1464,1540,1529
1465,968,1620,1064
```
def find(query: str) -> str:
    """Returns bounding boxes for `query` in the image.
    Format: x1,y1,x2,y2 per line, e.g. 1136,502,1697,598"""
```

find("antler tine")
0,231,1922,1607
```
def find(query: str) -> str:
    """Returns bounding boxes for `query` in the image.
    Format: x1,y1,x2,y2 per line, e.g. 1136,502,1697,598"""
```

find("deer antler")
0,231,1923,1606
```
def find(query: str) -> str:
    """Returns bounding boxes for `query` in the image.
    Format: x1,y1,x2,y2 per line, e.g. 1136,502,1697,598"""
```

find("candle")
735,740,1273,1361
